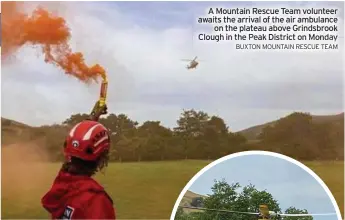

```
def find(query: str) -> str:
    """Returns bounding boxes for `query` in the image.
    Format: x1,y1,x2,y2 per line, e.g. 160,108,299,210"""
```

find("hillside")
180,190,206,206
1,118,67,148
238,113,344,141
1,117,34,145
312,113,344,124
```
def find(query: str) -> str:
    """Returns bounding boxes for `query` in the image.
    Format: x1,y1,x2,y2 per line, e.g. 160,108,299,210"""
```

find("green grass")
2,160,343,219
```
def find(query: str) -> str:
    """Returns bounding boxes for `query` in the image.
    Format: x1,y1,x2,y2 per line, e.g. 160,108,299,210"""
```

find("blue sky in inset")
189,155,338,220
2,1,344,130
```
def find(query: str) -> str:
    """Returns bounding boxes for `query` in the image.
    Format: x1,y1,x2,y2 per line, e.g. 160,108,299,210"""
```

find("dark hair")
61,150,109,176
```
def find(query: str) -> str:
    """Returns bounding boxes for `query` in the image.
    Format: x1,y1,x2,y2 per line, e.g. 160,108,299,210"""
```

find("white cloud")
2,2,343,131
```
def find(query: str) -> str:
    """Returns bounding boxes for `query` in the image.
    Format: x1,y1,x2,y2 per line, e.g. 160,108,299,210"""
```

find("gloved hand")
89,101,108,121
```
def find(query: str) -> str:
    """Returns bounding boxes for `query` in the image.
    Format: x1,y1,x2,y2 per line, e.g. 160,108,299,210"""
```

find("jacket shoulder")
88,189,114,204
83,191,116,219
85,178,113,204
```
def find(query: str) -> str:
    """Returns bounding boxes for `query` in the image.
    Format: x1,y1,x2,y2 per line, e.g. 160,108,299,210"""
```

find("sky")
188,155,339,220
1,1,344,131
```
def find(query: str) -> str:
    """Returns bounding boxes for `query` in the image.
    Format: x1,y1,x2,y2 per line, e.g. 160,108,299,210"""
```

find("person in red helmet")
41,105,116,219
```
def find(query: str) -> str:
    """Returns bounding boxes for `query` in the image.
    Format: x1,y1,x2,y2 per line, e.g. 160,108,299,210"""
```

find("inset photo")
171,151,342,220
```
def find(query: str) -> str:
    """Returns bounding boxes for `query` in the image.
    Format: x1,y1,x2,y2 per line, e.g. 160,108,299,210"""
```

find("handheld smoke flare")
99,75,108,108
89,72,109,121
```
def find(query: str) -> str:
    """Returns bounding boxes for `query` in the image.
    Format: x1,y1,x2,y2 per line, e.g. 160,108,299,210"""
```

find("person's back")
41,120,116,219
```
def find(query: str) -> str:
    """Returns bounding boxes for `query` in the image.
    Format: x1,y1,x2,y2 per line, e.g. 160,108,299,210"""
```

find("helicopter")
181,56,200,69
179,204,337,220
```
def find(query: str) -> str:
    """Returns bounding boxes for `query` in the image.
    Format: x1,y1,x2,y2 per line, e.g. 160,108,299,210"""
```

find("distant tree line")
27,110,343,162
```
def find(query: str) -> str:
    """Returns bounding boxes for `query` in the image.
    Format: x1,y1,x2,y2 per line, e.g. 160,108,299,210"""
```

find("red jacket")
41,170,116,219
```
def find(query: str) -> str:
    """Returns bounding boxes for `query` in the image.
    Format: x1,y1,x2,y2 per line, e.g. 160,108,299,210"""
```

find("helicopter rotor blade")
279,213,337,217
181,59,192,62
179,206,259,215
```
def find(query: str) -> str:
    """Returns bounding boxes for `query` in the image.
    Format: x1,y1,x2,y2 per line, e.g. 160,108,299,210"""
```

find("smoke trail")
2,2,105,82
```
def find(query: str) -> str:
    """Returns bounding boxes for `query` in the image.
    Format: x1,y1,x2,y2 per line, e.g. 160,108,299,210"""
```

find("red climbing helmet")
64,120,110,161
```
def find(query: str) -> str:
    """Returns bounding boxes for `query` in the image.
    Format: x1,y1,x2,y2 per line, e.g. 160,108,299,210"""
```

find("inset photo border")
171,151,343,220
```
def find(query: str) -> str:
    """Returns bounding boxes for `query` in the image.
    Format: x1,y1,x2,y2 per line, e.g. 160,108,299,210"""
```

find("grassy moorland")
2,160,343,219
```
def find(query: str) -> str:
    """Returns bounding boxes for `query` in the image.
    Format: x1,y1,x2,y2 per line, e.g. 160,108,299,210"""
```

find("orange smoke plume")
2,2,105,82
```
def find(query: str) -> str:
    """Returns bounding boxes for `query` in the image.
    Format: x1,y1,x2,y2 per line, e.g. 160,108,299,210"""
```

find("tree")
227,132,247,154
115,135,134,162
257,112,325,159
201,180,280,220
101,114,138,161
200,116,229,159
175,207,189,220
283,207,313,220
174,109,210,159
138,121,172,161
174,109,210,137
178,180,310,220
39,124,68,161
63,113,89,126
